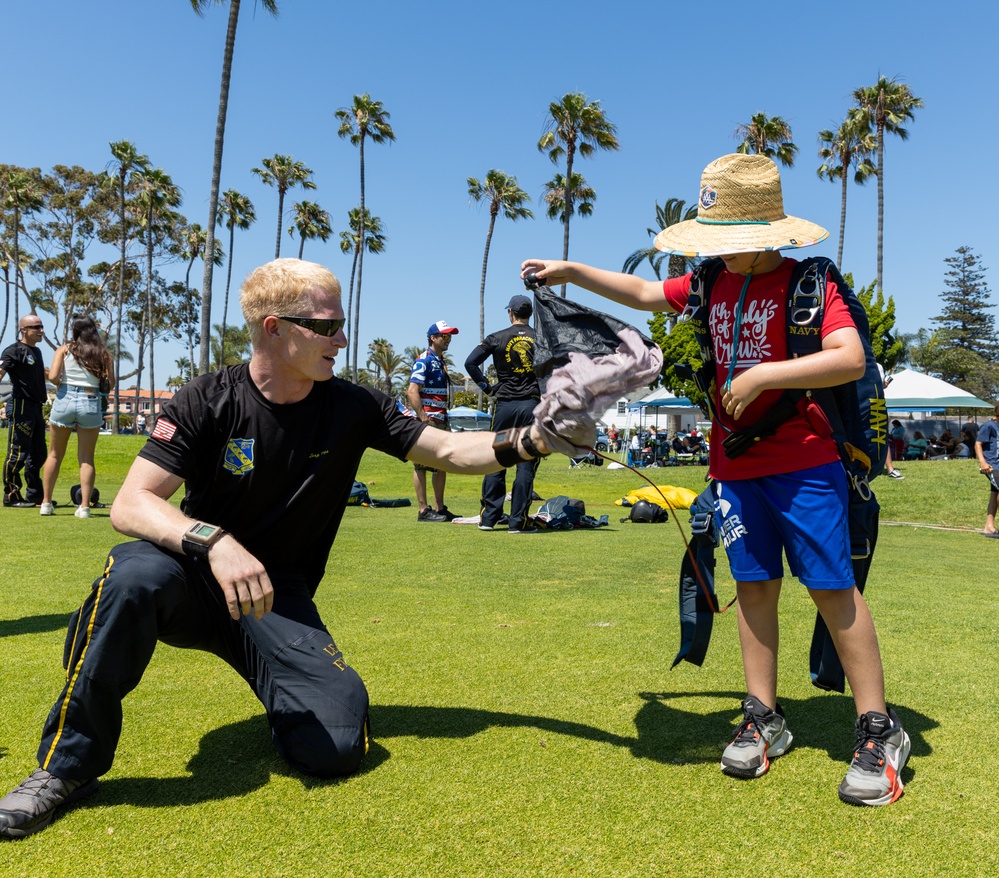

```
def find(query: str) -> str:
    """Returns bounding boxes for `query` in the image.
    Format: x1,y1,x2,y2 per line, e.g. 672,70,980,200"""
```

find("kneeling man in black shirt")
0,258,575,839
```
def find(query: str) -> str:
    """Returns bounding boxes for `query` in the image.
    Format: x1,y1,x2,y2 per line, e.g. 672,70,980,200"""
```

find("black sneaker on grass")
417,507,448,522
437,506,459,521
0,770,99,839
720,695,794,778
838,708,910,806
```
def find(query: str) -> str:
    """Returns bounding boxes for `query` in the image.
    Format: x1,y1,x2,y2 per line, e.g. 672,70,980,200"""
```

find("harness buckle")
790,262,824,327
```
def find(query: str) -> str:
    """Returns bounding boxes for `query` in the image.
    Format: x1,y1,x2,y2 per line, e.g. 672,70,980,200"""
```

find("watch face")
186,522,221,545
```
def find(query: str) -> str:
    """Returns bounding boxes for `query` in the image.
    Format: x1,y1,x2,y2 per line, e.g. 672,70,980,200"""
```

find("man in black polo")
0,315,48,507
465,295,541,533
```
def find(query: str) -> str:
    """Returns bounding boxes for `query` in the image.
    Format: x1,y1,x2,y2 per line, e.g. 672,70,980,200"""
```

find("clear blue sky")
6,0,998,381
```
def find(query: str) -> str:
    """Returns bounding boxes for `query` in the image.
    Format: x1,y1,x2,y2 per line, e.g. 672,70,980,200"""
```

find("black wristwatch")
493,428,547,468
181,521,226,560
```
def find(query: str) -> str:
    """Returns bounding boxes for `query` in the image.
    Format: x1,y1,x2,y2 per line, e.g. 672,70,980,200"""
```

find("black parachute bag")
70,485,102,507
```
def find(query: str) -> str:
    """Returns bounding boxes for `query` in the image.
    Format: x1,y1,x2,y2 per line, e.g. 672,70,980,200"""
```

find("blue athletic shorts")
713,461,853,590
49,385,103,430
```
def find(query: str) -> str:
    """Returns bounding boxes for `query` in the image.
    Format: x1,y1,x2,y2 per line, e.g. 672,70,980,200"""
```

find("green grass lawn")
2,437,997,876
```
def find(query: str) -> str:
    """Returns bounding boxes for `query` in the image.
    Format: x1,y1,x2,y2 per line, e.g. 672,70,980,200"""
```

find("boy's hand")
722,367,768,421
521,259,572,287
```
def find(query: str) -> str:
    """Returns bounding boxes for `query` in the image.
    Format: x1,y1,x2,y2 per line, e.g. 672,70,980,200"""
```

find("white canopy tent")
884,369,993,411
626,387,703,433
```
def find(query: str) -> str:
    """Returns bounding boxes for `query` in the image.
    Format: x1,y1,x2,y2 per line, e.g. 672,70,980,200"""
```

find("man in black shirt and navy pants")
465,295,541,533
0,259,570,839
0,315,48,507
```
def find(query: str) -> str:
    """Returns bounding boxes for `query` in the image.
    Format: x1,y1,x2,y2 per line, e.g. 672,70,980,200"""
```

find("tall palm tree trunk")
479,213,497,342
113,173,126,434
146,226,156,429
12,204,21,326
560,147,574,297
199,0,240,376
837,170,848,270
476,211,498,409
352,139,367,383
345,245,359,376
134,313,146,427
876,125,885,293
221,223,236,366
274,190,285,258
184,255,197,378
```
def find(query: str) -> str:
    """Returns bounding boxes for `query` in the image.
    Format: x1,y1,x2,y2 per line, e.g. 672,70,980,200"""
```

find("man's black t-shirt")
138,365,425,588
0,342,47,403
464,325,539,401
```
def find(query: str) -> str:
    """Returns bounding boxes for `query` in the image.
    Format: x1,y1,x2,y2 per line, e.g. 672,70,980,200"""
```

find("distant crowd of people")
890,418,978,461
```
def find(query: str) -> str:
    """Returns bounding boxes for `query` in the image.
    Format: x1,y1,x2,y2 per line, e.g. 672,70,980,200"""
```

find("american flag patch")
151,419,178,441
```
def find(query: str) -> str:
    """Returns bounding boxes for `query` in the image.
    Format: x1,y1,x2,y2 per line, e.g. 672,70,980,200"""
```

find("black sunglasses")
277,316,346,337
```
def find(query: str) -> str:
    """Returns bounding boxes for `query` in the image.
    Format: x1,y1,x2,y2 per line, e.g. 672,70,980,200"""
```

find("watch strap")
182,536,212,560
520,429,547,459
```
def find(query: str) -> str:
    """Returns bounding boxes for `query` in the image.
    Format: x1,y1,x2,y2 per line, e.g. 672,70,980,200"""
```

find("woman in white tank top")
40,316,114,518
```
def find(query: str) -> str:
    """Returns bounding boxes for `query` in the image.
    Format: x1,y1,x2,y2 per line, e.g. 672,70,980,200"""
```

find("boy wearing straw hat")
521,153,910,807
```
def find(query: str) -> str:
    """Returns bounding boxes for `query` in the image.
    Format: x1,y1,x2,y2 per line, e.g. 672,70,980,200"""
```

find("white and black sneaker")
838,708,910,806
721,695,794,778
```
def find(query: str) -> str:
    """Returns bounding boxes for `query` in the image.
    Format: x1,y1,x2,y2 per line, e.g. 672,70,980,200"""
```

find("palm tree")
104,140,150,433
734,112,798,167
338,207,385,379
542,172,596,225
251,154,315,258
211,322,252,369
216,188,256,365
537,92,619,294
180,222,223,379
622,198,698,281
852,75,924,293
190,0,279,377
817,111,877,270
288,200,332,259
134,167,181,428
336,94,396,382
365,338,407,397
173,356,193,385
467,170,533,343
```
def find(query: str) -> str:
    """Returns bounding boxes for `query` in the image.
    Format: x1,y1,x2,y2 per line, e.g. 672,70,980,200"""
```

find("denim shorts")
49,385,104,430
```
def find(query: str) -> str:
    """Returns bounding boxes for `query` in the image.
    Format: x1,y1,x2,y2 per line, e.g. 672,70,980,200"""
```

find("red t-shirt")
662,258,856,480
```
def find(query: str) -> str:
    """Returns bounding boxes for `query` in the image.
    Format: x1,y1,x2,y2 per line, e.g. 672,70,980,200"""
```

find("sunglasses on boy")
276,316,346,337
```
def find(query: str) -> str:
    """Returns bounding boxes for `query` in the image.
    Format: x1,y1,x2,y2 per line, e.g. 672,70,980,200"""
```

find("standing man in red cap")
465,295,541,533
407,320,461,522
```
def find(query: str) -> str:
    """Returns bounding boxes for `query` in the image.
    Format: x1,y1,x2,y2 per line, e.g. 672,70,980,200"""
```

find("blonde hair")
241,259,342,343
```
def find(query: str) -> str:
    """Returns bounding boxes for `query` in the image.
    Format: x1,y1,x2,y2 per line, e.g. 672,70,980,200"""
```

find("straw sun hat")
654,153,829,257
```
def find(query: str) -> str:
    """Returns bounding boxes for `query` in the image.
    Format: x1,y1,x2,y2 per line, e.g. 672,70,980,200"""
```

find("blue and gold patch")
223,438,255,475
